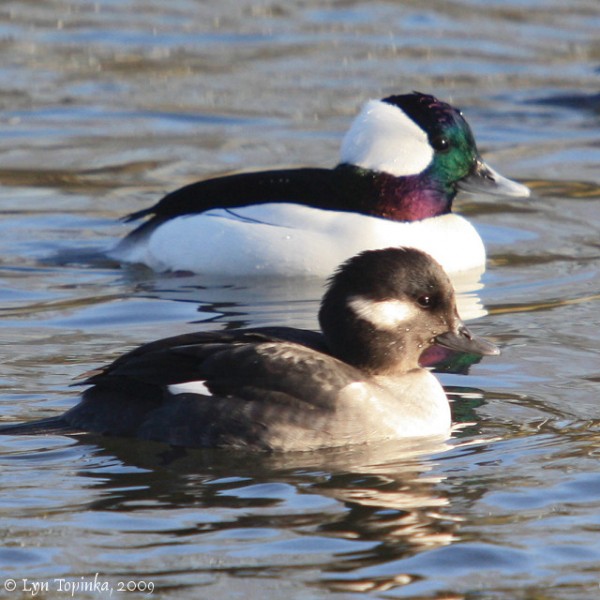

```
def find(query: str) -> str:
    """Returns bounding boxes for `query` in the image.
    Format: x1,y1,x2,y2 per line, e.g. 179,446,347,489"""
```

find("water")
0,0,599,598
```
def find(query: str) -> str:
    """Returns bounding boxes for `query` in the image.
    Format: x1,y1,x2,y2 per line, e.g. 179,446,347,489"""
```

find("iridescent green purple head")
339,92,529,221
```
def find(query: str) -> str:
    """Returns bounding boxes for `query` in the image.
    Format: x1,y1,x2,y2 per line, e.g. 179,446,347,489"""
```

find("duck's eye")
417,294,433,308
431,135,450,152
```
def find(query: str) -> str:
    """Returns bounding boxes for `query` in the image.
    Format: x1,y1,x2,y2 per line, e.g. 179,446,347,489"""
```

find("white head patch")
340,99,434,176
348,295,418,329
168,381,212,396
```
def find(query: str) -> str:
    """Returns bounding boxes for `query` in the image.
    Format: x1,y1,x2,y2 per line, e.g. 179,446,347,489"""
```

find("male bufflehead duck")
3,248,498,451
110,92,529,277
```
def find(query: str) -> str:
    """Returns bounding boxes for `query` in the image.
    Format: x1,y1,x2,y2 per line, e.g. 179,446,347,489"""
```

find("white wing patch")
347,295,418,329
168,381,212,396
340,99,433,177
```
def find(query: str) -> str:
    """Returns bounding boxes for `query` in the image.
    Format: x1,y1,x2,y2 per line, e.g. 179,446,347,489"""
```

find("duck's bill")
458,159,530,198
435,325,500,356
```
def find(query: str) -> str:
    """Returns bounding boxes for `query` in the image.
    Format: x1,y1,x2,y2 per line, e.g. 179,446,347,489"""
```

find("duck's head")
318,247,499,375
339,92,529,220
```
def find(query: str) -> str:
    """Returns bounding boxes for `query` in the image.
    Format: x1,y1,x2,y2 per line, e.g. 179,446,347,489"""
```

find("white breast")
336,370,452,441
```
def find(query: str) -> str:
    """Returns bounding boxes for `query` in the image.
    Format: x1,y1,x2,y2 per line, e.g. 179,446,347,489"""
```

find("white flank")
168,381,212,396
347,295,418,329
110,204,486,282
339,99,434,176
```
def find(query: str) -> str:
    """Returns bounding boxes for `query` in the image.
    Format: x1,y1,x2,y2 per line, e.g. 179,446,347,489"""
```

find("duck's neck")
374,171,454,221
334,164,455,222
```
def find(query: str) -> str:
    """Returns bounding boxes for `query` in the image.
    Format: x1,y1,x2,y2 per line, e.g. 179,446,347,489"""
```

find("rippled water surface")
0,1,599,598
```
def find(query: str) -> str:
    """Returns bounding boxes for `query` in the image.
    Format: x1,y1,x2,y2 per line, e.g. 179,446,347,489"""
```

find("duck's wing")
120,166,376,238
123,168,338,227
64,327,360,449
75,327,327,388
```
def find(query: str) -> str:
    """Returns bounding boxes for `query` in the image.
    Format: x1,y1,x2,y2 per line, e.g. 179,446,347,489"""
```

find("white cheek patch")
340,99,434,177
168,381,212,396
348,295,418,329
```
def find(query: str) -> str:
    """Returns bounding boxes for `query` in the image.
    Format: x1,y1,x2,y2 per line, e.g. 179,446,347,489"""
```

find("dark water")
0,1,599,598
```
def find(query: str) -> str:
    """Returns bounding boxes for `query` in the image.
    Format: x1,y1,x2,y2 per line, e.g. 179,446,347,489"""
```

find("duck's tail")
0,417,75,436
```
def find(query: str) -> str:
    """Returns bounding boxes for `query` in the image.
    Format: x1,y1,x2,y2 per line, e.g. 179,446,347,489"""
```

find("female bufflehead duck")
110,92,529,276
3,248,498,451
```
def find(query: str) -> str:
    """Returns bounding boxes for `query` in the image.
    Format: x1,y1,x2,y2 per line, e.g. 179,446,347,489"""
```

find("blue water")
0,1,599,598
